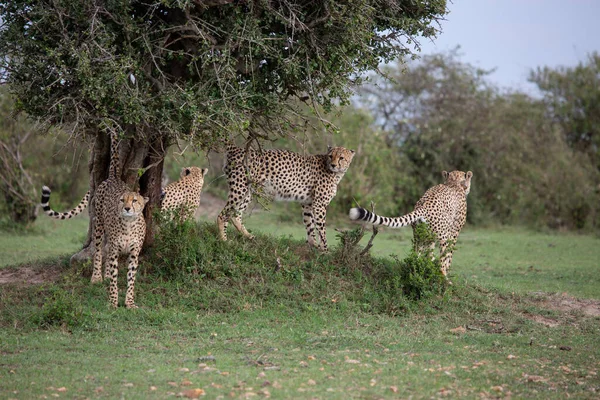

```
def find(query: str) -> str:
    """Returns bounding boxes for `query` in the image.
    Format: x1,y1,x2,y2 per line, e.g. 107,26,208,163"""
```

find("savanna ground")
0,199,599,399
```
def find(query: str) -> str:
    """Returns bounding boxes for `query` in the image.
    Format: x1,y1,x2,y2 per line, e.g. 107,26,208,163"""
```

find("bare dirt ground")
521,292,600,327
195,192,227,221
0,264,63,286
539,293,600,317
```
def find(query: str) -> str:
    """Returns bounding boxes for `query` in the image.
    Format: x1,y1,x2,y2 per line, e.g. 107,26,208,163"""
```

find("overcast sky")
418,0,600,92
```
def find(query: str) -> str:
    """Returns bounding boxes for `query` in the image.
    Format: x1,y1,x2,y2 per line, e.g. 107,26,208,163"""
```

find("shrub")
32,287,84,329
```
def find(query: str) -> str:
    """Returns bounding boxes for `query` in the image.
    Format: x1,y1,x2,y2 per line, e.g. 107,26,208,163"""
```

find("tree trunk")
70,131,166,267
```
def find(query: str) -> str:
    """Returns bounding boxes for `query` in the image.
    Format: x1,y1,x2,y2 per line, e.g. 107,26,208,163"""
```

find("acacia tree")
0,0,446,255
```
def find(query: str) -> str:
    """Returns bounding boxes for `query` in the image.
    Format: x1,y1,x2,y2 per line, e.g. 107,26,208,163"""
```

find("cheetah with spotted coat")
218,144,355,251
160,166,208,220
349,170,473,276
41,132,148,308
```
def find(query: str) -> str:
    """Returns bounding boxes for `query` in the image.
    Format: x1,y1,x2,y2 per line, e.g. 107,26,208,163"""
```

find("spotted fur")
41,132,148,308
160,166,208,220
349,170,473,276
218,144,355,251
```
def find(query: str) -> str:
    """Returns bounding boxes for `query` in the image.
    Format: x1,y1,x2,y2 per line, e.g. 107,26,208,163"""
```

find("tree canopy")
0,0,447,145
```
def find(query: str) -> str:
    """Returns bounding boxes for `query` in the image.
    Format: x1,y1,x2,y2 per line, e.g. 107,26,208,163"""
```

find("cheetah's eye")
133,198,137,203
339,157,344,161
120,198,124,202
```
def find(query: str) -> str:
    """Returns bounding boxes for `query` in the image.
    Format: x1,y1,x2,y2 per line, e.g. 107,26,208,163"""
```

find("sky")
418,0,600,92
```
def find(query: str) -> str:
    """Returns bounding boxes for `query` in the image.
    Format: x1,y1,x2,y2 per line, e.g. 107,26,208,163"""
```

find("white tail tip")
349,207,361,220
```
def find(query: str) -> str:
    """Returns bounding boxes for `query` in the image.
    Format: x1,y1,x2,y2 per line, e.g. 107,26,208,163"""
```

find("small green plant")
32,287,84,329
335,221,446,311
397,222,446,300
150,209,207,278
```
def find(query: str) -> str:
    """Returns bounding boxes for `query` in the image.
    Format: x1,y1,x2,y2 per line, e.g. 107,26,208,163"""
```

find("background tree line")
1,50,599,231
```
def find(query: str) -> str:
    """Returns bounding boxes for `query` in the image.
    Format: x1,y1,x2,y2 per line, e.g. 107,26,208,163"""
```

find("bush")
32,287,84,329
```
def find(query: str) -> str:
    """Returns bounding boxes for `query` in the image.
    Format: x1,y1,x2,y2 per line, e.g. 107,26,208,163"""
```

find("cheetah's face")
326,147,355,173
119,192,148,218
443,170,473,195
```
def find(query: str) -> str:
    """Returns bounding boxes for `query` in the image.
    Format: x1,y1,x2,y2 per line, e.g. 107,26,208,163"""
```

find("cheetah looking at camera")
349,170,473,276
41,132,148,308
218,144,355,251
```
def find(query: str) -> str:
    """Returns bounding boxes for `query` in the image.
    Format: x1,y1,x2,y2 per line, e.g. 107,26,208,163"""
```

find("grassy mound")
146,215,447,316
1,217,448,330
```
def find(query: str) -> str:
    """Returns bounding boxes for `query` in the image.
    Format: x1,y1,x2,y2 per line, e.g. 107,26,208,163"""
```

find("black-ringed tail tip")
349,207,367,221
349,207,427,227
41,185,52,208
40,186,90,219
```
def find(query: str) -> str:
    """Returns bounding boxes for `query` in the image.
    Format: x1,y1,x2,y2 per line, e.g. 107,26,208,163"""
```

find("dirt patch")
195,192,226,221
540,293,600,317
523,292,600,326
527,314,560,328
0,265,62,285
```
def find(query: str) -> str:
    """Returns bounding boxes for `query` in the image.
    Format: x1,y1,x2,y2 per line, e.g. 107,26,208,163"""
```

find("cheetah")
160,166,208,220
218,144,355,251
41,132,148,308
349,170,473,276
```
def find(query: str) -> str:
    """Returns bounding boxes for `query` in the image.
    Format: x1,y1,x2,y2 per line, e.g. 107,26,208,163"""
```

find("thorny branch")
359,201,379,256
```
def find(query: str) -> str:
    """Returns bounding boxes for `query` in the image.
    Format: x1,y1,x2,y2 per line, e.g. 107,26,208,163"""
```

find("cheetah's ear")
442,171,449,180
327,145,332,153
466,171,473,179
201,168,208,176
350,149,355,154
184,168,191,176
143,196,150,204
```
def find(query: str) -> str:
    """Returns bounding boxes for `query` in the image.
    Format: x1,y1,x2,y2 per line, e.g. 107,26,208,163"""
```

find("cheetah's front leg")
107,245,120,308
125,249,141,309
217,211,230,241
91,222,105,284
225,188,254,240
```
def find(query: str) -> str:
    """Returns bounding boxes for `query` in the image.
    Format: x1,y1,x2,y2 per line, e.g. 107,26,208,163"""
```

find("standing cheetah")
349,170,473,276
41,132,148,308
160,166,208,220
218,144,355,251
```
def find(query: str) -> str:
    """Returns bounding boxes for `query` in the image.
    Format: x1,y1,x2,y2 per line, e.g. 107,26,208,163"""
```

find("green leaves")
0,0,447,145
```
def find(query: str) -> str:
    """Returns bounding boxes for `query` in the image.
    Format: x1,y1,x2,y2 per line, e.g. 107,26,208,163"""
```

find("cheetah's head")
442,170,473,195
326,146,355,173
180,166,209,180
119,191,148,219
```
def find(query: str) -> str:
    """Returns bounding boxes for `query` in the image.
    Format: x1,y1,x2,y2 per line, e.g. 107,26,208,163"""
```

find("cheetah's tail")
349,207,426,228
40,186,90,220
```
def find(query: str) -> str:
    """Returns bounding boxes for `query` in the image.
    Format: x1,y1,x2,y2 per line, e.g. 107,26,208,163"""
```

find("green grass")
240,204,600,298
1,209,599,399
0,215,88,268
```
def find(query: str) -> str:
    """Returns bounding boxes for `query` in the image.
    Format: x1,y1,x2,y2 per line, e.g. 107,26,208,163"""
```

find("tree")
0,86,89,227
359,51,600,229
0,87,38,224
0,0,447,256
529,53,600,171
